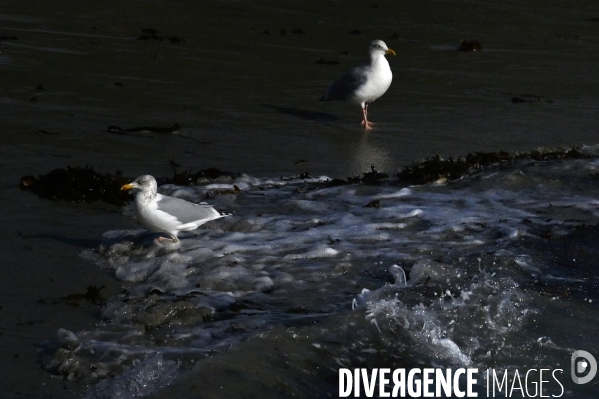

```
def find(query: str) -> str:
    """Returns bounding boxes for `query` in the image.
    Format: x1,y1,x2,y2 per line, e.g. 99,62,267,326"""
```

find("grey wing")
325,65,369,101
156,195,221,224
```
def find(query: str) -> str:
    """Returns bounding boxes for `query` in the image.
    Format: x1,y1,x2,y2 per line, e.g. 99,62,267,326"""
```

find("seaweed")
363,199,380,208
360,164,389,185
0,35,18,42
37,129,61,135
318,164,389,188
169,168,238,185
62,285,106,306
511,95,541,103
205,185,241,199
107,124,180,135
20,166,131,205
397,147,594,185
136,29,187,43
21,165,242,205
315,147,594,188
459,40,482,52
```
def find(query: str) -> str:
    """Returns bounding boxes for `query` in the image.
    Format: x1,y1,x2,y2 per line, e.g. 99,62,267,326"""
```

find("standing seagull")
319,39,395,130
121,175,230,242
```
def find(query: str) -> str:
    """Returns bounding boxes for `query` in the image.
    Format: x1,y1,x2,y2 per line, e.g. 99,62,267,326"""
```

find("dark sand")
1,0,599,397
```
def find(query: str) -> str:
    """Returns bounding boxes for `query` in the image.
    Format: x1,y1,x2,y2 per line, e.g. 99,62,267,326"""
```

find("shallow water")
36,153,599,398
2,0,599,398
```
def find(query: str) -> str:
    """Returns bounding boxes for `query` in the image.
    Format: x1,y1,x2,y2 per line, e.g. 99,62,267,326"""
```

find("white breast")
350,56,392,105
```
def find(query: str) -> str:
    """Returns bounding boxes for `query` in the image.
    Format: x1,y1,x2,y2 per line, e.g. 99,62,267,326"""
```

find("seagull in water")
121,175,230,242
319,39,395,130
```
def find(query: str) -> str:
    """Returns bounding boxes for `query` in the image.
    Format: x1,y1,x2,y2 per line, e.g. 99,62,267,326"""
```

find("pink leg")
360,103,373,130
157,235,178,243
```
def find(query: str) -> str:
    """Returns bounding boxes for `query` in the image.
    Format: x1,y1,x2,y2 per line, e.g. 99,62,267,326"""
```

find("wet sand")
2,0,599,397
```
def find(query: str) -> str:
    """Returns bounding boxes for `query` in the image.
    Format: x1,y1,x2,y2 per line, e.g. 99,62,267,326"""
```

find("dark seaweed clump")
136,29,187,43
459,40,482,52
323,164,389,187
350,164,389,185
318,147,594,188
107,124,180,135
397,147,593,185
20,166,131,205
168,168,239,186
315,58,339,65
62,285,106,306
21,166,240,205
0,35,18,42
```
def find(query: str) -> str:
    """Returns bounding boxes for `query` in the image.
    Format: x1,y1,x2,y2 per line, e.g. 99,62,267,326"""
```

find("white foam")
372,187,412,200
284,245,339,260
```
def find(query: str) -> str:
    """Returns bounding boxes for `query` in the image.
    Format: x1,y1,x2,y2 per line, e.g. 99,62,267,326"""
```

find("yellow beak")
385,49,396,56
121,183,135,191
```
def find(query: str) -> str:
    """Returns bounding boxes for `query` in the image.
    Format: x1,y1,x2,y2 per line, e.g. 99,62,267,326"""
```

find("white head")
121,174,158,199
369,39,396,58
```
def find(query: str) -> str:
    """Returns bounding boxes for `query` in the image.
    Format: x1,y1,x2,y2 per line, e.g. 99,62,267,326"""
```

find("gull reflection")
345,131,392,176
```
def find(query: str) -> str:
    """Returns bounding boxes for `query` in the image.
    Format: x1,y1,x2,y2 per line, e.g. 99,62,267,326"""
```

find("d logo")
571,350,597,385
